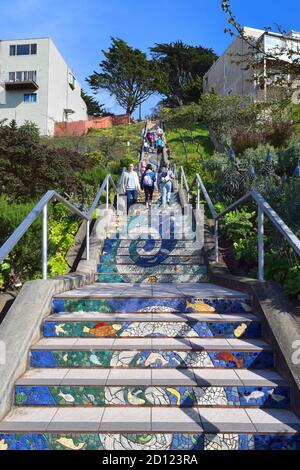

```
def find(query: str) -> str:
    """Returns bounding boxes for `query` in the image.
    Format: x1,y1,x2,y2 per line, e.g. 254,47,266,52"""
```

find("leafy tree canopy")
81,90,111,117
151,41,218,107
86,37,160,115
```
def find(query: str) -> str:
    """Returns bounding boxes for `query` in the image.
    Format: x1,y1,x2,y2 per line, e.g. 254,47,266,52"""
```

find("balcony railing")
1,72,39,91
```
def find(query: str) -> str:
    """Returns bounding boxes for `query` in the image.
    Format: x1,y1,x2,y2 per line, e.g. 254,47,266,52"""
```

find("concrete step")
1,407,299,437
29,338,274,369
16,367,288,387
42,313,261,339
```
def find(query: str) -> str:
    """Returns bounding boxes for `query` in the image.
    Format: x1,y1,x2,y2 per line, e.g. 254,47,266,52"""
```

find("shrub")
278,139,300,176
0,122,92,201
0,198,79,288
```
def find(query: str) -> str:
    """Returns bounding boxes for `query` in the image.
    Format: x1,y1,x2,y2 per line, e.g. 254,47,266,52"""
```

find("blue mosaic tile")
238,387,290,407
0,433,299,450
15,386,57,406
252,434,300,450
30,349,273,369
208,351,274,369
43,320,260,339
52,297,252,314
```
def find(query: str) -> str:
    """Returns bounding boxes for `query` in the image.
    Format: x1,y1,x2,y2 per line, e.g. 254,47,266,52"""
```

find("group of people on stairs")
142,125,165,156
121,162,174,212
121,124,174,212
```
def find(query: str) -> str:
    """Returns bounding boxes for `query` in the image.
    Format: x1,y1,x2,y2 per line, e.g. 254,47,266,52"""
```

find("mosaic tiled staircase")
0,190,300,450
96,192,208,284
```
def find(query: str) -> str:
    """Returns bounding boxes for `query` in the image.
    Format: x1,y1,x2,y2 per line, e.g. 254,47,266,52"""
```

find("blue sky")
1,0,300,116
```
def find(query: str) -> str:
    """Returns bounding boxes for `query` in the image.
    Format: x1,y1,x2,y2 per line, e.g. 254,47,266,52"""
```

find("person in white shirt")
121,163,141,213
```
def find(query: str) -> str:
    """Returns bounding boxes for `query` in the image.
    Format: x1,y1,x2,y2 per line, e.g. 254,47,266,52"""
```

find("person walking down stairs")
121,163,141,213
141,163,156,208
158,165,175,207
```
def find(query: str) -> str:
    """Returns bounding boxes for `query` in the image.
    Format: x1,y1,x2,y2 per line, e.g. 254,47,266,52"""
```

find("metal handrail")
179,166,189,193
0,174,118,280
190,173,218,219
177,166,300,281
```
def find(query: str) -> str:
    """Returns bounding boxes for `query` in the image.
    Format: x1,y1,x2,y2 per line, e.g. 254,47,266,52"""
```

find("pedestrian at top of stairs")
141,164,156,208
146,131,155,150
156,136,165,155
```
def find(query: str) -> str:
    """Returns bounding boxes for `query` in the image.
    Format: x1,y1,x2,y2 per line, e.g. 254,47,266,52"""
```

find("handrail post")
214,219,219,263
106,178,109,210
197,186,200,210
258,205,264,281
42,203,48,280
86,219,90,261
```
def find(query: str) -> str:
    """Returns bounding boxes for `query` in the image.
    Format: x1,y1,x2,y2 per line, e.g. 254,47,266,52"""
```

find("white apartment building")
0,37,87,135
203,27,300,101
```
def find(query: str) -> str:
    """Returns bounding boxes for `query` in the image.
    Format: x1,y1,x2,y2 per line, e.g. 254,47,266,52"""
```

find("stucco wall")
203,28,264,99
47,39,87,136
54,114,131,136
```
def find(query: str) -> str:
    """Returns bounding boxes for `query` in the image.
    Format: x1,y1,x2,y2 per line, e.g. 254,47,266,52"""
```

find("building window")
17,44,30,55
68,72,76,90
9,43,37,56
30,43,37,55
24,93,37,103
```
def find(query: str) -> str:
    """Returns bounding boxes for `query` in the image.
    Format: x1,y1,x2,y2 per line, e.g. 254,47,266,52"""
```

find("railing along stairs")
0,174,124,280
176,166,300,281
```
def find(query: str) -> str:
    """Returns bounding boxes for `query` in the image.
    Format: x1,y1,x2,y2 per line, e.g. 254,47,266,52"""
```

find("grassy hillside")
166,125,215,177
43,122,144,166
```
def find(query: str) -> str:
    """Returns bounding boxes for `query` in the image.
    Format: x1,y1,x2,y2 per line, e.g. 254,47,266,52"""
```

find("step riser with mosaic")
52,297,252,314
99,255,204,265
14,385,290,408
97,265,205,275
95,273,209,283
43,320,261,339
103,240,202,248
30,349,274,369
1,432,299,451
103,247,202,256
105,234,198,242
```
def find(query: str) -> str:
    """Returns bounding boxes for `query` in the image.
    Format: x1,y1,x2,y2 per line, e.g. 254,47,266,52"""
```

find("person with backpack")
156,136,165,155
141,164,156,208
158,165,174,207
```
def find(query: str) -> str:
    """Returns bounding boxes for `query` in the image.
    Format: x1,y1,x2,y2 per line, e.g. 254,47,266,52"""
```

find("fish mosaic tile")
30,349,273,369
43,320,261,339
15,385,290,407
52,297,252,314
0,433,299,450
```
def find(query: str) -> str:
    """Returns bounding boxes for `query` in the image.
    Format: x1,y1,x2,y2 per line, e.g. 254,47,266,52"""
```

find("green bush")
0,198,79,288
278,139,300,175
